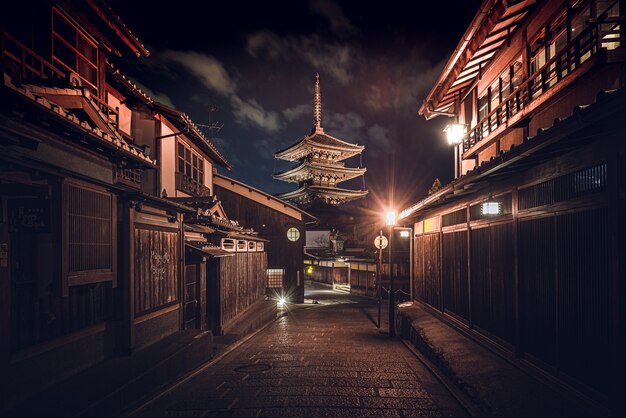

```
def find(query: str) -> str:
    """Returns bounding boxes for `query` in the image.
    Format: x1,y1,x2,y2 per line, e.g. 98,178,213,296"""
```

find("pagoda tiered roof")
275,130,364,162
273,73,367,208
273,160,366,184
276,185,368,207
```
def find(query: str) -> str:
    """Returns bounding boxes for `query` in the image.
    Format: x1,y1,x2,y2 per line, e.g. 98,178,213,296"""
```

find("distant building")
274,74,367,207
213,173,318,304
401,0,626,415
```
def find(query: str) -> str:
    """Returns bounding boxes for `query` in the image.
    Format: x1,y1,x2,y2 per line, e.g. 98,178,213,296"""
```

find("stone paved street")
132,282,469,418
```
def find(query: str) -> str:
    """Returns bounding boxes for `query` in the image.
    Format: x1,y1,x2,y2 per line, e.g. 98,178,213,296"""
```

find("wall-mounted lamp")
443,124,467,145
480,197,502,216
385,211,397,226
399,230,410,238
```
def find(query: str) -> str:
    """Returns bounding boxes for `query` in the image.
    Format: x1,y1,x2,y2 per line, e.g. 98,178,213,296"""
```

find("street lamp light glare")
385,211,397,226
444,124,466,145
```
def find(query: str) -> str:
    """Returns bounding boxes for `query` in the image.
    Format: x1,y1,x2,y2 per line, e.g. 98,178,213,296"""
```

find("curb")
126,309,285,417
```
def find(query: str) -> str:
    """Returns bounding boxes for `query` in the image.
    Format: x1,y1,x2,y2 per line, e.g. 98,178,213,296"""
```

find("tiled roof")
2,73,155,167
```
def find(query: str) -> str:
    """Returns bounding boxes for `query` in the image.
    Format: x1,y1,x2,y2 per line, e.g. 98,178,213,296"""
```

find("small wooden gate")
184,264,199,329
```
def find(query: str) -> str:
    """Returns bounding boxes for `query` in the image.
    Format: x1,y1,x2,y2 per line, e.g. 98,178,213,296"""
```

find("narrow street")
131,282,469,417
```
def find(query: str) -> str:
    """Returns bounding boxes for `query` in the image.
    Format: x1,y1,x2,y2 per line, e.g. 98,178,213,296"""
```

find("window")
177,140,204,185
52,8,98,92
65,180,115,286
597,0,621,50
287,227,300,241
266,269,284,289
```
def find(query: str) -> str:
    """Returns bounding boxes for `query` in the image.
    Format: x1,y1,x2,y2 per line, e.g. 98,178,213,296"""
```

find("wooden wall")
349,263,377,296
215,185,305,302
208,252,267,334
408,135,622,402
134,228,180,316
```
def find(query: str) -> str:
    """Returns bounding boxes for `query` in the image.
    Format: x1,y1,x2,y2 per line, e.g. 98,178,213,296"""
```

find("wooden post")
512,186,521,356
466,204,473,329
120,201,135,353
0,197,10,386
200,257,207,330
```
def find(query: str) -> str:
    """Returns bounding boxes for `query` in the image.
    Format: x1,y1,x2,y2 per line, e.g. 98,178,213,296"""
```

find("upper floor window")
52,8,98,92
177,140,204,185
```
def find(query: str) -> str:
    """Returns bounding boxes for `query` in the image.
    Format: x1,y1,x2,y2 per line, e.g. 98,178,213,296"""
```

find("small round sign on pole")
374,235,388,249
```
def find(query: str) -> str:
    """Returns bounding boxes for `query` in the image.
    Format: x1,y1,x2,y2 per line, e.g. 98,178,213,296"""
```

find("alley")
131,282,469,417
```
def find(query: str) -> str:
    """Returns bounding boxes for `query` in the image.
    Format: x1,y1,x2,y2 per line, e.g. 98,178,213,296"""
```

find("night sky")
107,0,482,211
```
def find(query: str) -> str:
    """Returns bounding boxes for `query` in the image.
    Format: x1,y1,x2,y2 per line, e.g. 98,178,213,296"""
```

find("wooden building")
401,0,625,414
213,173,318,303
274,74,367,207
0,0,269,410
0,0,161,407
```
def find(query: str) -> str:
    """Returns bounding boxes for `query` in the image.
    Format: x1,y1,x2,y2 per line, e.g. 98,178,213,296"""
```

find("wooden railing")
114,167,142,188
465,16,624,153
175,172,211,197
2,31,120,130
2,32,65,81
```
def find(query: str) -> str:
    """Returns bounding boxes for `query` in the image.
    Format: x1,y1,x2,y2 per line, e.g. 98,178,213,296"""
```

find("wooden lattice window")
65,180,116,288
266,269,284,289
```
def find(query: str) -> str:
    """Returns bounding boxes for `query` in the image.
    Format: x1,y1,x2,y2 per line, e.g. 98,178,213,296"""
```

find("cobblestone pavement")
132,283,469,418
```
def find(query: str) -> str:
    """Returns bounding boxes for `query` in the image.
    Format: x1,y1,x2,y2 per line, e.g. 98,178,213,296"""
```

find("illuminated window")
266,269,284,288
287,227,300,241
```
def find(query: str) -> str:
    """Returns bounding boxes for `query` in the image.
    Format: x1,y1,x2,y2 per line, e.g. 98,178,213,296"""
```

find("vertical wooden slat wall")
217,252,267,329
134,228,179,315
442,230,469,321
411,172,614,397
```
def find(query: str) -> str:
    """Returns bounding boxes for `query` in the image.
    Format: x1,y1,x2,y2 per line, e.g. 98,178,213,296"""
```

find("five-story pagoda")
274,74,367,208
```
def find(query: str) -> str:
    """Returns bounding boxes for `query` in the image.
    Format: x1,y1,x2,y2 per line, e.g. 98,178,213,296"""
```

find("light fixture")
443,123,467,145
385,211,396,226
277,297,287,308
480,197,502,216
399,230,410,238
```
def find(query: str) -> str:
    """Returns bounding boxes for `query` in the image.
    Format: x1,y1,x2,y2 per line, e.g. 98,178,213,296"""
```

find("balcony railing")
2,31,120,130
2,32,65,81
464,15,625,153
114,167,142,189
175,172,211,197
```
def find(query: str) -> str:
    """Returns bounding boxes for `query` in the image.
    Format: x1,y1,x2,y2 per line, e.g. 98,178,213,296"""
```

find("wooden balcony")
464,15,626,155
1,31,120,131
176,172,211,197
114,167,142,189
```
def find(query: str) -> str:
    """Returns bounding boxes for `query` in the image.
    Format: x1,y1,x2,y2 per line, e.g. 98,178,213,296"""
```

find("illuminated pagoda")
274,74,367,207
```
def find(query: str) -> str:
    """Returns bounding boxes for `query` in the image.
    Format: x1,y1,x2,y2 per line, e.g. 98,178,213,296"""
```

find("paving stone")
134,283,469,417
378,388,431,398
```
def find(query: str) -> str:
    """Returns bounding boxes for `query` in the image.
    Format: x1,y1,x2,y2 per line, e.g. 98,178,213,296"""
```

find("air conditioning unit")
237,240,247,252
256,242,264,252
247,241,256,252
220,238,236,252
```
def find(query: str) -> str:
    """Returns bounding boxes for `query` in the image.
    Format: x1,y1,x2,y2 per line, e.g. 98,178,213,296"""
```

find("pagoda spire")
314,73,323,133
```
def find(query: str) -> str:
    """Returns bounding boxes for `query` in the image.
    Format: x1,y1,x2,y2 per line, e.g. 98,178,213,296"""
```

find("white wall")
160,122,176,197
204,160,213,195
106,93,131,135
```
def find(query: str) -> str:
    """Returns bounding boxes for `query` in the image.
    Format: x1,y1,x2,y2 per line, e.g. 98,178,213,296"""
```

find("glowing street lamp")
443,123,467,145
385,211,397,226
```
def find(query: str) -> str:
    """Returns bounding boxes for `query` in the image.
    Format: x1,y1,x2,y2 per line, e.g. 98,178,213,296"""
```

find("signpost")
374,235,388,250
374,231,386,328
